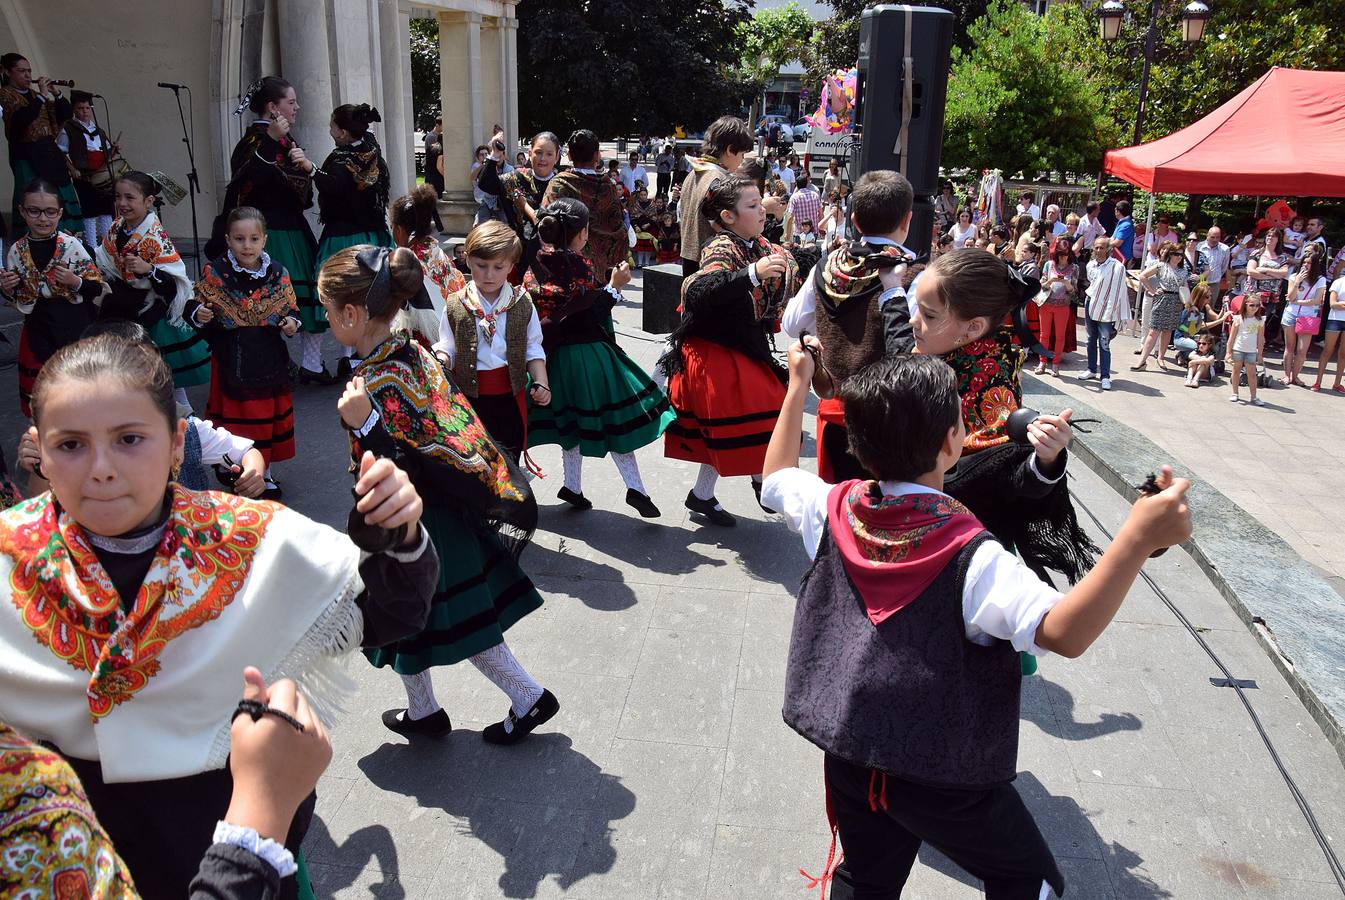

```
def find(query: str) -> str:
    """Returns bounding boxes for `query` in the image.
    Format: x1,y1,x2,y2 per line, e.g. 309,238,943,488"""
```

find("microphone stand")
162,84,202,277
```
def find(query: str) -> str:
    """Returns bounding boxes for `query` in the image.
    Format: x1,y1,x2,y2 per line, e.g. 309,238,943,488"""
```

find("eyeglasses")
21,206,60,218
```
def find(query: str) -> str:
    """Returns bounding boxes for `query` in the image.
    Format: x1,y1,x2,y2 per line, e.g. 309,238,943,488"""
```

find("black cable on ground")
1068,487,1345,894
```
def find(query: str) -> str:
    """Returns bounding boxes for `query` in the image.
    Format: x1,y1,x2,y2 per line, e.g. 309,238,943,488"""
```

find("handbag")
1295,315,1321,334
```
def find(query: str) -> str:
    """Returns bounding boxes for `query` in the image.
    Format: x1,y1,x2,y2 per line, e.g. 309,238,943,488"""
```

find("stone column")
277,0,336,165
376,0,415,196
504,15,519,144
437,9,483,233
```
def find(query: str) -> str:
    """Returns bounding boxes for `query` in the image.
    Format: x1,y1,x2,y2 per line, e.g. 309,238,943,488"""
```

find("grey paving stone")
306,859,432,900
734,591,797,692
719,688,828,835
618,627,740,747
649,583,750,636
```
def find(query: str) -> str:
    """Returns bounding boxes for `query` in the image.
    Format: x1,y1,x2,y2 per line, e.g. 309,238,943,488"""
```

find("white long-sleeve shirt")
431,287,545,369
761,470,1062,655
1085,257,1131,324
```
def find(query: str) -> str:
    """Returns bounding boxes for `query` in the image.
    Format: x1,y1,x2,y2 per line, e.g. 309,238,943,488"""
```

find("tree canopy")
942,1,1122,176
516,0,753,138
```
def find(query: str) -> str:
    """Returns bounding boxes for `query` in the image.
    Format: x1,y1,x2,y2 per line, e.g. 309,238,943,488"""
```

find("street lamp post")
1099,0,1212,146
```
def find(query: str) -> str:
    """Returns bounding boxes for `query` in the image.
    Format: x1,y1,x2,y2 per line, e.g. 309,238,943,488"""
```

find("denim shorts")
1230,350,1258,364
1327,319,1345,333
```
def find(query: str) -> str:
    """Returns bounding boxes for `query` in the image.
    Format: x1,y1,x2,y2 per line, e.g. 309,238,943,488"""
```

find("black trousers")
825,754,1064,899
656,172,672,199
471,390,524,464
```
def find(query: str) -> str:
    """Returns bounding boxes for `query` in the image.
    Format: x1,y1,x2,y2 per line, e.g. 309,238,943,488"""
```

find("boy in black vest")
780,170,915,482
761,348,1192,899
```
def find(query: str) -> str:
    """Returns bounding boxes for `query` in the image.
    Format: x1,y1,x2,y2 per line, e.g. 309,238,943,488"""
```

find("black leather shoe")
752,479,776,514
625,488,660,518
381,707,452,737
482,689,559,745
557,486,593,510
684,491,735,527
297,365,339,386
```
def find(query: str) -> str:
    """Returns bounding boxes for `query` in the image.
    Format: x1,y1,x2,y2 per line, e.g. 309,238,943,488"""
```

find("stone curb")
1022,374,1345,767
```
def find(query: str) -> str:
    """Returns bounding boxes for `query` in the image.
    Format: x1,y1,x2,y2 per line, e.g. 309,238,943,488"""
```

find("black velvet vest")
783,528,1022,789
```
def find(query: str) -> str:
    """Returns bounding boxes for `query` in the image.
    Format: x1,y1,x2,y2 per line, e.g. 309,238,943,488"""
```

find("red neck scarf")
826,481,984,625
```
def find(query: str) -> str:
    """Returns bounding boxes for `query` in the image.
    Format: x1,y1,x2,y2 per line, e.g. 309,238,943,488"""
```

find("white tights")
562,446,647,495
300,332,324,371
397,641,544,728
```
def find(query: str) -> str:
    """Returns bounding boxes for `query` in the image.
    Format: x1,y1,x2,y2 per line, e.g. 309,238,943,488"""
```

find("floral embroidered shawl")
4,232,102,315
194,255,297,327
938,325,1024,453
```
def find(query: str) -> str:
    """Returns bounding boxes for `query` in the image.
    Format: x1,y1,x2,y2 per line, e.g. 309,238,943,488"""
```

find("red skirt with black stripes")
204,367,295,465
663,338,784,477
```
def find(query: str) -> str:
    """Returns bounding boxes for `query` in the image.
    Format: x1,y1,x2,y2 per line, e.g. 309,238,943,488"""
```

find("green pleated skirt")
528,339,675,457
147,317,212,387
267,227,320,333
11,158,83,237
363,504,543,675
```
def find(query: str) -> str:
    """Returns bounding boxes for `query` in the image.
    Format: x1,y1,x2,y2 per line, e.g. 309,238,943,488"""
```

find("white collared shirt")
432,287,545,370
761,469,1062,654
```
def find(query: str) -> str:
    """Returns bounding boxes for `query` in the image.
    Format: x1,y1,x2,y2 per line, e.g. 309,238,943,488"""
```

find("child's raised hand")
1126,465,1192,553
610,261,632,290
528,383,552,407
17,427,40,475
787,335,820,384
289,146,313,173
1027,408,1073,467
266,114,291,142
196,305,215,324
755,253,787,282
337,376,373,430
280,316,299,337
52,265,82,290
354,451,423,538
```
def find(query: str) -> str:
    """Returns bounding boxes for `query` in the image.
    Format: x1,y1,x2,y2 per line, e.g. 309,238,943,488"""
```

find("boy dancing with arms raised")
761,345,1192,898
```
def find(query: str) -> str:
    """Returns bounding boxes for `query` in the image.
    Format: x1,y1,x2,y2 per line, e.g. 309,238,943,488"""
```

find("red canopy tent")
1104,67,1345,197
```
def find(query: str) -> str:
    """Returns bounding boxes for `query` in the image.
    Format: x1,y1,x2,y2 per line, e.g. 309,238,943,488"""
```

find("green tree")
732,2,816,122
1049,0,1345,146
516,0,752,138
942,1,1122,176
409,18,440,130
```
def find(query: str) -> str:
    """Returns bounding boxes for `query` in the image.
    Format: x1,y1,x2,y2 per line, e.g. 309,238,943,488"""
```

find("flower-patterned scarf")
936,325,1024,453
523,248,601,323
826,480,984,624
194,255,297,327
325,134,390,213
683,231,798,322
5,232,102,315
459,281,524,342
95,211,193,324
816,242,907,318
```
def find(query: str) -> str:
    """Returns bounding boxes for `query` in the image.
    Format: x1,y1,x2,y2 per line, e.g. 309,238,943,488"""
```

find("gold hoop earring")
171,459,182,482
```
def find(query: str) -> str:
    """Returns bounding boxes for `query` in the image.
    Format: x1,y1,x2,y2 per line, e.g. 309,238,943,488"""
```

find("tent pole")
1143,192,1156,263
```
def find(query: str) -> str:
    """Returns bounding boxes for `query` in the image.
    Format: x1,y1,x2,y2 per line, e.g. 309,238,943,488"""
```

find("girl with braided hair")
524,198,674,517
659,175,798,527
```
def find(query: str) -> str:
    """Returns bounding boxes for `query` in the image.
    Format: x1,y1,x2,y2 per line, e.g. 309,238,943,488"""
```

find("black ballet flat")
752,479,776,514
557,486,593,510
483,689,559,745
625,489,661,518
381,707,452,738
684,492,736,527
297,365,339,386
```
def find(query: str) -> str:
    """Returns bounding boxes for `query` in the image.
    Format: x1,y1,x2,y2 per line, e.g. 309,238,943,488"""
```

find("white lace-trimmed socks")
400,670,441,721
470,641,545,734
300,332,323,372
692,464,720,504
612,452,646,494
562,445,584,493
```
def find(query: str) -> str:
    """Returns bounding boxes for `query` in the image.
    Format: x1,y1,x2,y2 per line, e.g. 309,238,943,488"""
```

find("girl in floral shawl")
659,175,798,527
899,248,1097,587
321,245,560,746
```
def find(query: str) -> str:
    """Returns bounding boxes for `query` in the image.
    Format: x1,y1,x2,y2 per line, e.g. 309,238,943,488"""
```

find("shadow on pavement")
1016,772,1173,898
1024,677,1143,741
357,732,635,898
304,818,403,899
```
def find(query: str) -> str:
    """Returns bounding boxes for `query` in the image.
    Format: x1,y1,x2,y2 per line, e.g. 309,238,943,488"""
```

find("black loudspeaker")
855,4,954,196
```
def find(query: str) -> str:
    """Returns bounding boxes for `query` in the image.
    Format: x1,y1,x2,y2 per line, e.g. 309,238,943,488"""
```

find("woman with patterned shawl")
188,207,301,493
95,172,212,409
0,329,438,898
659,175,799,527
524,198,673,518
206,77,332,384
478,130,561,283
1,179,104,418
542,129,628,278
0,54,82,236
892,248,1097,603
321,245,560,745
